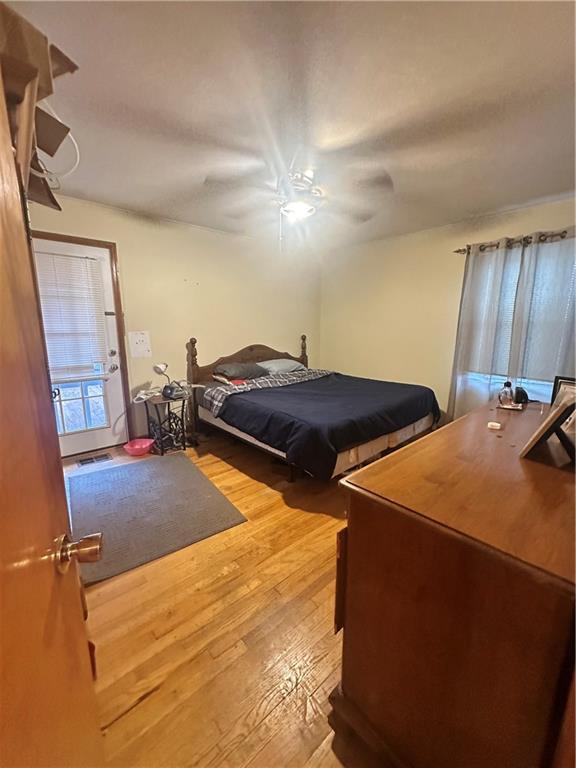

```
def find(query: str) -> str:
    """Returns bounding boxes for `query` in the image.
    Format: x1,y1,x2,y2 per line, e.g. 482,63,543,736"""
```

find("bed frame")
185,334,434,480
186,335,310,479
187,334,308,385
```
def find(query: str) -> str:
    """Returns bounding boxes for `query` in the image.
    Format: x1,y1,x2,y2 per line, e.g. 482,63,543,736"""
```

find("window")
52,379,109,436
35,249,110,435
34,250,108,379
449,232,575,418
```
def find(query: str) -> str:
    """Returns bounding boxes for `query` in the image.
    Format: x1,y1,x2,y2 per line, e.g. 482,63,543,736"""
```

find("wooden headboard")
187,335,308,384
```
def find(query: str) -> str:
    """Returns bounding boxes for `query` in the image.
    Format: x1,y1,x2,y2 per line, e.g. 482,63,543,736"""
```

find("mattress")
198,406,434,478
197,371,440,479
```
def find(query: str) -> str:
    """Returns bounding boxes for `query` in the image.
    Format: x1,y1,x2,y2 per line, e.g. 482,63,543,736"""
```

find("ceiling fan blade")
313,160,394,198
227,200,279,220
316,93,518,163
356,169,394,192
152,177,277,226
328,199,376,224
203,166,275,191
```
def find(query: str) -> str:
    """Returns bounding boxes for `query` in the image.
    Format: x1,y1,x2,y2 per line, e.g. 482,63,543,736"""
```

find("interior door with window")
33,237,128,456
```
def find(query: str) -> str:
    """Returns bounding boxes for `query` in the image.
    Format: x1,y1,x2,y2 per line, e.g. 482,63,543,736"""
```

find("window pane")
83,380,104,397
62,399,86,432
53,402,63,435
60,382,82,400
86,396,108,429
517,378,553,404
33,250,108,380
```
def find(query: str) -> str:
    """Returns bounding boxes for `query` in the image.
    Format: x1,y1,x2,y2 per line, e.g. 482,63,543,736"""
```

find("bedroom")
1,2,574,767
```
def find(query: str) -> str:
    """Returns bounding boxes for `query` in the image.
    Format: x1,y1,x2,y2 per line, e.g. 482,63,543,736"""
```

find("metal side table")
144,394,189,455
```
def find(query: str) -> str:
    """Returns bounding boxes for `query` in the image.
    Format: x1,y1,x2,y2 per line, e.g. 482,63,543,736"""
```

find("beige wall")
31,196,321,431
31,194,574,425
318,197,575,411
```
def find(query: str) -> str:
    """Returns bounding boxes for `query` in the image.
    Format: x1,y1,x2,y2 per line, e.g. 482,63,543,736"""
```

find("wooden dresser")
332,402,575,768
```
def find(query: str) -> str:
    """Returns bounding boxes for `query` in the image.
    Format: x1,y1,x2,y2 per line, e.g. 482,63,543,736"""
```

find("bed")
186,335,440,480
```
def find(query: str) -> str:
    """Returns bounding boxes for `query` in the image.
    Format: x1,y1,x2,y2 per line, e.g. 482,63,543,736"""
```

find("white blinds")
34,251,107,380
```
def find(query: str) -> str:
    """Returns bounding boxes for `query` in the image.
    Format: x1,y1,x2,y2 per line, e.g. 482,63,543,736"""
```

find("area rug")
67,453,246,584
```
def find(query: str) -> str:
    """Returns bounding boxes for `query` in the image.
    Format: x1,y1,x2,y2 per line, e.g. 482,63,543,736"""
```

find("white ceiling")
13,1,576,244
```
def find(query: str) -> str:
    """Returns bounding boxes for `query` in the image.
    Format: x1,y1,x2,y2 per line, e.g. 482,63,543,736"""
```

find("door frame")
32,230,134,445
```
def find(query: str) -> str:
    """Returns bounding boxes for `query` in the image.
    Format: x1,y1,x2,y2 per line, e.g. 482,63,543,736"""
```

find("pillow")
259,358,306,374
213,361,267,380
212,375,247,386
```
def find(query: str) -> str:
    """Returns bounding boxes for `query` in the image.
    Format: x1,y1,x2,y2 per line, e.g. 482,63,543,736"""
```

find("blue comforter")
215,372,440,479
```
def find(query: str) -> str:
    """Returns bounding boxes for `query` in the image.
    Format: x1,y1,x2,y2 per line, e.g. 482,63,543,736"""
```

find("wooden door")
0,69,104,767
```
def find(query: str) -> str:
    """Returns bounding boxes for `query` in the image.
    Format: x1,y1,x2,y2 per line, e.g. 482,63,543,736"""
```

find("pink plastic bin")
123,438,154,457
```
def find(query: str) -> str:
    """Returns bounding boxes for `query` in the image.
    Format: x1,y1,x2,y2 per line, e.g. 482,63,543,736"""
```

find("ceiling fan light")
280,200,316,221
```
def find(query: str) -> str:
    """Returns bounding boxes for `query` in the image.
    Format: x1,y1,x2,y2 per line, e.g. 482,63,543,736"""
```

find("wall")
31,196,321,431
318,197,575,411
31,194,574,424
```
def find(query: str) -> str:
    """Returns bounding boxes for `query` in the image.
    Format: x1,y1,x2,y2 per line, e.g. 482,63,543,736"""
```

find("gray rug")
68,453,246,584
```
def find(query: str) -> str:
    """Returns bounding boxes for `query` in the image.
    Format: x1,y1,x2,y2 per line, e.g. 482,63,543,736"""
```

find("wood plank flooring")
85,435,380,767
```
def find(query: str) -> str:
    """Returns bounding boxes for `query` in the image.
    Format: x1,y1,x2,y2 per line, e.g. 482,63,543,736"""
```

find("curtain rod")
453,227,573,255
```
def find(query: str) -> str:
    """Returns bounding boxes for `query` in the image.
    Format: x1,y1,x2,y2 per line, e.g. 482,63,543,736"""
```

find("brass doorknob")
54,533,103,574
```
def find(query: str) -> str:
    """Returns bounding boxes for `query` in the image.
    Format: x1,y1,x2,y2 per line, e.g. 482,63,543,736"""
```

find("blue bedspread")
215,373,440,479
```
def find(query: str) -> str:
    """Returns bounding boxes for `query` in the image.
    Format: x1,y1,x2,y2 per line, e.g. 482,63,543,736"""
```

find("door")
32,237,129,457
0,71,104,766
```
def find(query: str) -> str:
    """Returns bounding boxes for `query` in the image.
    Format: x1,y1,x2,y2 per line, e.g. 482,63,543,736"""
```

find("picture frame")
550,375,576,405
520,393,575,461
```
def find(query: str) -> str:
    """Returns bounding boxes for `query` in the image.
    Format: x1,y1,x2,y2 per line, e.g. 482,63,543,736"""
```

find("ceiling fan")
178,83,514,239
277,167,323,222
201,145,394,237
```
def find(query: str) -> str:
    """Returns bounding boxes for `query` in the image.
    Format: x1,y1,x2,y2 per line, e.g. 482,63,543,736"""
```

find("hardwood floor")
85,435,381,767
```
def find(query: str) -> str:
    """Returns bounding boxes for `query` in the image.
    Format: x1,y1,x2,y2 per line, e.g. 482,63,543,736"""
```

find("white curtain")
449,229,575,419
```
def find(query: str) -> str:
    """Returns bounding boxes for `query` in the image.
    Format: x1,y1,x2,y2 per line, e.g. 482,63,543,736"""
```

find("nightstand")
144,394,189,455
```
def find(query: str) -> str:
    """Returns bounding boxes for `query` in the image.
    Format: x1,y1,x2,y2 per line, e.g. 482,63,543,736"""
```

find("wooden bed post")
186,337,199,441
187,337,198,383
301,334,308,367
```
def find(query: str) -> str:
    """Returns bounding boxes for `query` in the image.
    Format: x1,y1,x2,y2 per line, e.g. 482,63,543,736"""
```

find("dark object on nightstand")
162,382,187,400
153,362,188,402
144,394,190,455
514,385,529,405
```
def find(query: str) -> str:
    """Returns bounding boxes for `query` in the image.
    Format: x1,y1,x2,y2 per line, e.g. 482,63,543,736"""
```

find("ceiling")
13,1,576,245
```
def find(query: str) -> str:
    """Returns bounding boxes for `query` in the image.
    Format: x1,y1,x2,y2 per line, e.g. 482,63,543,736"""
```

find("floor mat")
67,453,246,583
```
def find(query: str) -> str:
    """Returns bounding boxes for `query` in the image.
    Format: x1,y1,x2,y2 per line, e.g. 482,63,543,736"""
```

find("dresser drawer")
338,490,574,768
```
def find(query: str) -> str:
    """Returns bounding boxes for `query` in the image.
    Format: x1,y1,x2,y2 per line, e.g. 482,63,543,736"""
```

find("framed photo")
551,375,576,405
520,391,575,460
